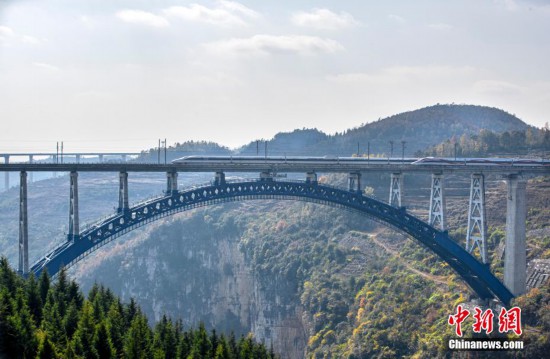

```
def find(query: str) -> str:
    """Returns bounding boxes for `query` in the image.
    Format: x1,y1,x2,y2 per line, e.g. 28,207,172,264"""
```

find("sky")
1,0,550,152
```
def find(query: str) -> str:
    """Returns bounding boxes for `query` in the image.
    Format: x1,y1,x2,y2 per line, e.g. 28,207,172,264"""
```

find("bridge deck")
0,158,548,175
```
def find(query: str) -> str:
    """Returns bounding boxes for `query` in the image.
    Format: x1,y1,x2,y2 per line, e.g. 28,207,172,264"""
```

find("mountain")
331,104,530,155
234,104,530,157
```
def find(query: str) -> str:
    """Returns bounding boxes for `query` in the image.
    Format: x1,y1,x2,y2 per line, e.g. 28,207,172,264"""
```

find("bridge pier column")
4,155,9,190
122,154,127,162
99,154,104,163
166,171,178,194
29,155,34,183
429,173,446,231
215,172,225,186
389,173,402,207
76,154,81,164
19,171,28,275
260,172,273,181
348,172,361,193
53,155,57,178
466,173,487,263
306,172,317,184
118,171,129,213
68,171,79,241
504,175,527,296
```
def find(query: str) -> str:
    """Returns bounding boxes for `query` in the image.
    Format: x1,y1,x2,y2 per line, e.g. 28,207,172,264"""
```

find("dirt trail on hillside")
367,231,450,286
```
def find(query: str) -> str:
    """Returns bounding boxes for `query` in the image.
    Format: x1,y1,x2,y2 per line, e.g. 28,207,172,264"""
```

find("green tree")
124,313,152,358
93,321,116,358
71,301,97,358
26,272,43,323
38,269,51,305
36,332,59,359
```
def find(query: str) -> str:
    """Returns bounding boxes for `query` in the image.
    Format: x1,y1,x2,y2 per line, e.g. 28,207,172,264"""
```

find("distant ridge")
236,104,530,156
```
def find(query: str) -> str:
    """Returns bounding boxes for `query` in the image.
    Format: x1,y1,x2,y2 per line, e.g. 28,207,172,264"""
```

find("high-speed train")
411,157,550,166
172,155,550,168
172,155,417,165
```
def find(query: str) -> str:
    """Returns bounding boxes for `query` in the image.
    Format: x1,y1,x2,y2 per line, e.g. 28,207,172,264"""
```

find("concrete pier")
504,176,527,296
4,155,9,190
18,171,28,274
118,171,129,213
306,172,317,184
348,172,361,193
167,171,178,194
68,171,79,240
29,155,33,182
215,171,225,186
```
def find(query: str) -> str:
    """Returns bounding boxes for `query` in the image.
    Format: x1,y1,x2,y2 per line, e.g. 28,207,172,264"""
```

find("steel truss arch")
30,180,514,305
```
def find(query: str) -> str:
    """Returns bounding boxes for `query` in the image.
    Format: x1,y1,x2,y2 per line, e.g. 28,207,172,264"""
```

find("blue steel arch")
30,180,514,305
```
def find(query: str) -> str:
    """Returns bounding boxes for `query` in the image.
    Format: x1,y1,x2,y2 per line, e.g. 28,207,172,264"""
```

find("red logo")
448,305,470,337
498,307,522,336
473,307,494,334
448,306,522,336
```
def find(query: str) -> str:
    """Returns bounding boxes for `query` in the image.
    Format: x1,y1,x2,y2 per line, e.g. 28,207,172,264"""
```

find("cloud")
163,1,259,27
388,14,405,23
0,25,15,38
0,25,40,45
291,8,359,30
473,80,524,95
496,0,550,11
33,62,60,72
116,9,169,28
429,23,453,30
21,35,39,44
204,34,344,56
327,65,476,85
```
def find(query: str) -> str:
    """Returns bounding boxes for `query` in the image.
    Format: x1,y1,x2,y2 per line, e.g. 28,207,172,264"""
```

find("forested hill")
236,104,530,156
0,258,275,358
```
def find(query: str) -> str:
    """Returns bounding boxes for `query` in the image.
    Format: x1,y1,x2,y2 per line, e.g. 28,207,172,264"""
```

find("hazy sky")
1,0,549,152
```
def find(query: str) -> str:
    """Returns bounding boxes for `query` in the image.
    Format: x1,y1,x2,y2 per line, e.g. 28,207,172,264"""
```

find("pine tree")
124,313,152,358
8,289,38,357
36,332,58,359
71,301,97,358
41,291,64,347
26,272,43,323
63,301,80,340
38,269,51,305
153,314,177,359
106,300,125,356
93,321,116,358
53,267,69,317
0,257,19,293
193,323,211,357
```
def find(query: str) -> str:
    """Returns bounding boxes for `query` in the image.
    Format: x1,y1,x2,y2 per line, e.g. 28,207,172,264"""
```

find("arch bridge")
2,156,548,305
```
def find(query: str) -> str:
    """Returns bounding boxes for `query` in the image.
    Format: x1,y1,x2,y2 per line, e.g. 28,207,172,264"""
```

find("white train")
172,155,416,165
411,157,550,166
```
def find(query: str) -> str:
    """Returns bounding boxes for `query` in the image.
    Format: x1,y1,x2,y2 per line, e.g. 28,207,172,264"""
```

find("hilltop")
235,104,530,156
